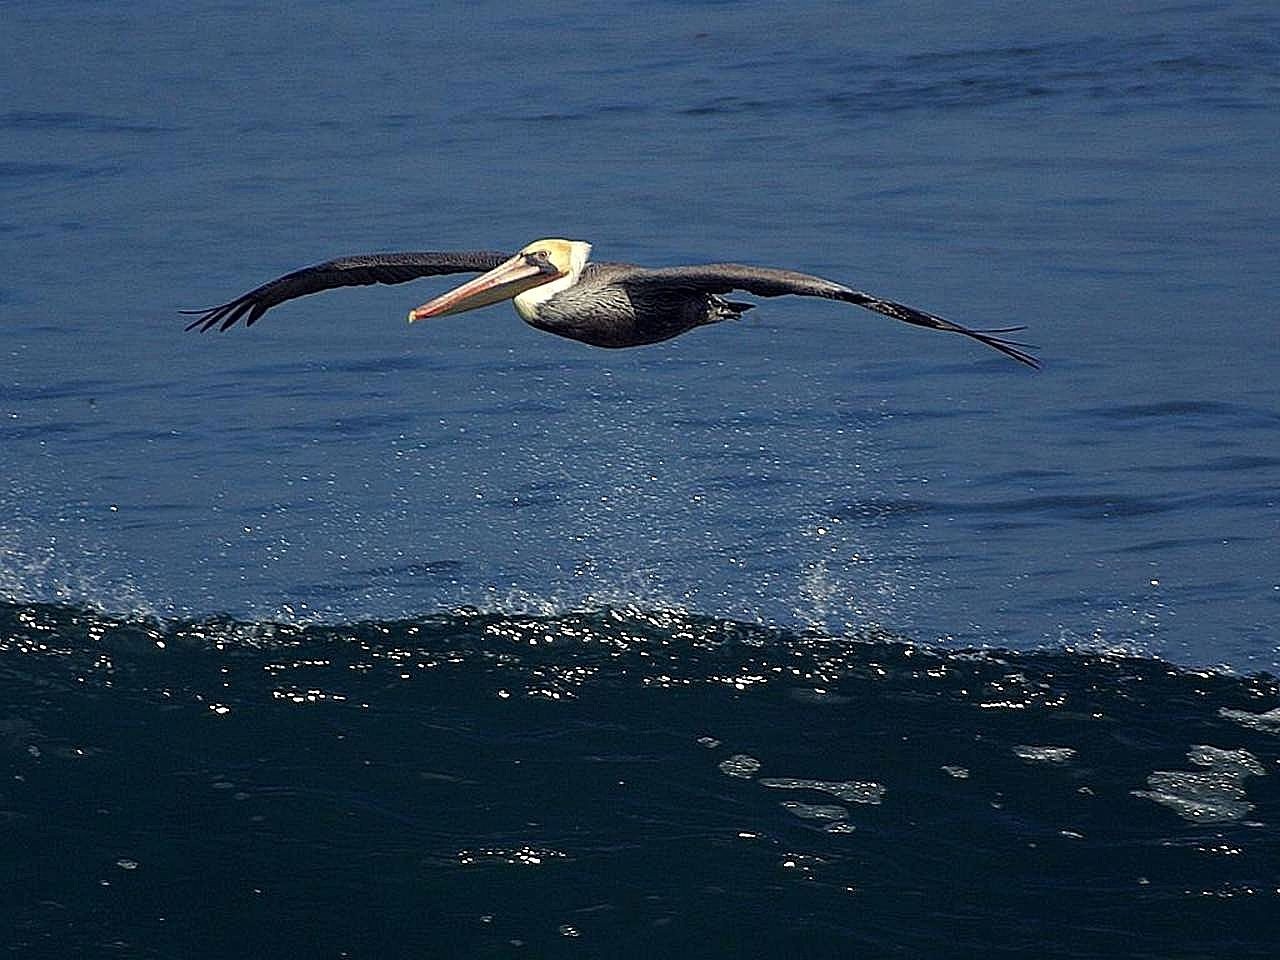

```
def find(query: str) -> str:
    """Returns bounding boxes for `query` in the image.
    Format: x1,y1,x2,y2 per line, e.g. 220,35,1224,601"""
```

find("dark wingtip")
980,334,1041,369
180,306,223,332
181,297,256,332
943,319,1039,369
942,321,1040,368
971,324,1028,335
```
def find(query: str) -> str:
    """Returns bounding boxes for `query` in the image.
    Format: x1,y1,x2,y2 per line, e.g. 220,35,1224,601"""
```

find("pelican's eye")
525,250,556,273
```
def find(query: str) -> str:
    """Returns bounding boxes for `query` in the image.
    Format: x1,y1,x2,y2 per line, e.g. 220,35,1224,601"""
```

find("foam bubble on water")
1218,706,1280,736
1012,745,1077,764
1132,744,1266,823
780,800,849,821
759,777,885,804
718,755,762,779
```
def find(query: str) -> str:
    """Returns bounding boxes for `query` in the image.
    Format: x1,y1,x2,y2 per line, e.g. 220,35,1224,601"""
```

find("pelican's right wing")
182,250,512,332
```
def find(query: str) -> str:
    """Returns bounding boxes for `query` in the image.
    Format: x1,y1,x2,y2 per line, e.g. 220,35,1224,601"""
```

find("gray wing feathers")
627,263,1039,368
182,250,511,331
625,263,851,300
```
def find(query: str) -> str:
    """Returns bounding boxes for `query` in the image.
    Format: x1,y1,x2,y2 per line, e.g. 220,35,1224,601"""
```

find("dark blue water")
3,1,1279,955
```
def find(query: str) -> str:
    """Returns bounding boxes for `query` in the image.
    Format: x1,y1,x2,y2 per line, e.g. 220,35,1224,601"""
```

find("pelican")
183,239,1038,367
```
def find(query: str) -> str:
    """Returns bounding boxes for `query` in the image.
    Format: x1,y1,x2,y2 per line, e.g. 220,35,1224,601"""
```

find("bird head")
408,239,591,322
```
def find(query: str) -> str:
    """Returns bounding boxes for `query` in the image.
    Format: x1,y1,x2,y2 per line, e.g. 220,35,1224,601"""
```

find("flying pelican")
183,239,1038,367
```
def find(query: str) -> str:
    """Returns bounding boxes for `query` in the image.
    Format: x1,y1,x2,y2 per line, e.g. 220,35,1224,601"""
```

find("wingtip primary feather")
181,307,213,332
974,332,1041,369
180,303,233,332
847,292,1041,369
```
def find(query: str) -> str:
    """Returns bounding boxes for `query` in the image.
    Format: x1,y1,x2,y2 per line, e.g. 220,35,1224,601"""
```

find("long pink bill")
407,254,557,323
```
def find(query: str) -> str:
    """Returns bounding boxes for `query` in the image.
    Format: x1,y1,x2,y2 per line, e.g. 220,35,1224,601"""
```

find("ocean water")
3,0,1278,955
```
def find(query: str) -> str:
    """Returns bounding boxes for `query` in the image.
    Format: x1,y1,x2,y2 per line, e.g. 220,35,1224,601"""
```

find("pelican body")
184,238,1038,367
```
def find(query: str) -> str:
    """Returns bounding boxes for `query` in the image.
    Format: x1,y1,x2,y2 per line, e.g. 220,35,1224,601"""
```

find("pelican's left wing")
182,250,512,332
629,263,1039,368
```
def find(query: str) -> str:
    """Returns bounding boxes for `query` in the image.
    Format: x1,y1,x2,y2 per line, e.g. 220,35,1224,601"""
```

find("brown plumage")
183,238,1038,368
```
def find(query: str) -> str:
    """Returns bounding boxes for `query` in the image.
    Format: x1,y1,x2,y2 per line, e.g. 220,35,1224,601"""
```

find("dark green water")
4,601,1278,956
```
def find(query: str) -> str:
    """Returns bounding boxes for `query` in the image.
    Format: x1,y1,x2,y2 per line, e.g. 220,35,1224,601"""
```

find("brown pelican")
183,239,1038,367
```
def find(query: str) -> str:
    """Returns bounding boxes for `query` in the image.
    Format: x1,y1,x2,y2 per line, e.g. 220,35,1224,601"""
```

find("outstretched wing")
182,250,512,332
628,263,1039,368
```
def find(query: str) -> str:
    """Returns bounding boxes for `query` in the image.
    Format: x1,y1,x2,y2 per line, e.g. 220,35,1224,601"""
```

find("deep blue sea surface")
3,1,1279,955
